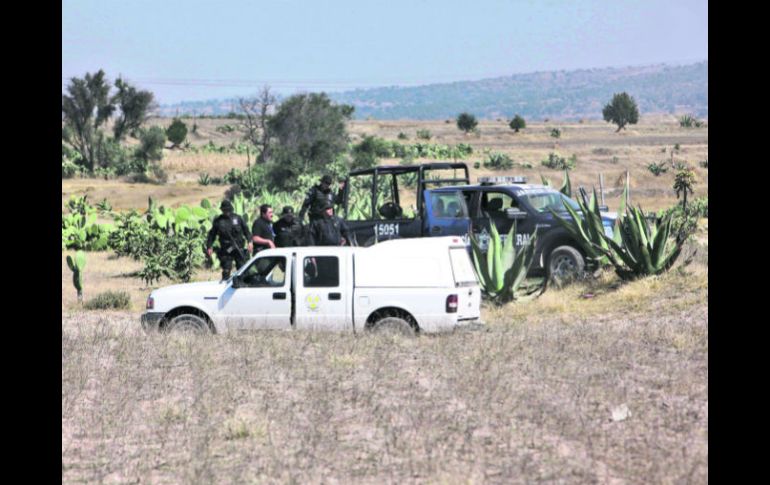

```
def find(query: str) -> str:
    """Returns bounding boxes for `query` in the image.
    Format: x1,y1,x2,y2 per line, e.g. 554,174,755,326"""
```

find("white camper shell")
141,236,482,334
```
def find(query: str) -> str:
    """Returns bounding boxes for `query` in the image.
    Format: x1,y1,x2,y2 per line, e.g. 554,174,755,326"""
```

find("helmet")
220,200,234,212
320,174,333,185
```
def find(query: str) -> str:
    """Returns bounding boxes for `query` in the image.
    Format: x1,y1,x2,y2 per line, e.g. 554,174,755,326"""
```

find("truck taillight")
446,294,458,313
146,296,154,310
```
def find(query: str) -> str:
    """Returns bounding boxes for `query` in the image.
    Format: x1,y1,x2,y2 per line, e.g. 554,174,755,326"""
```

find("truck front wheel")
164,314,211,334
547,245,585,283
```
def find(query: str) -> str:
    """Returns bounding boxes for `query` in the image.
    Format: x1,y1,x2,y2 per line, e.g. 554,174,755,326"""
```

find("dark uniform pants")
217,246,247,280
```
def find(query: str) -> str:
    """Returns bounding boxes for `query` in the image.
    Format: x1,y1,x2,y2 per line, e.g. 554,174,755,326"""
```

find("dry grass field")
62,241,707,484
62,116,707,483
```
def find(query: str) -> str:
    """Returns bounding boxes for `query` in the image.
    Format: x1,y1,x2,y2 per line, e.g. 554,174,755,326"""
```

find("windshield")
519,190,580,213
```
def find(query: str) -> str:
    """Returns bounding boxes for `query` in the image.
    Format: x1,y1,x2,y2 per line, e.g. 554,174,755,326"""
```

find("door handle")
273,292,286,300
431,226,442,234
328,292,341,300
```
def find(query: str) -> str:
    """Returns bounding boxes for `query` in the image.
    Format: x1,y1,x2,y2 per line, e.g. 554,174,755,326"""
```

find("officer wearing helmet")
273,206,303,247
206,200,253,280
298,174,346,224
308,200,349,246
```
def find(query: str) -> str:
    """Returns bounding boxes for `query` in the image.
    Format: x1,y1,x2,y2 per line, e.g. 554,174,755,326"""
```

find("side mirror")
231,275,243,288
506,208,528,220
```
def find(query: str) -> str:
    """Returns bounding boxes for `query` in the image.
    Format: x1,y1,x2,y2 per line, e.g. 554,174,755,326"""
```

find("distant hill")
158,61,707,120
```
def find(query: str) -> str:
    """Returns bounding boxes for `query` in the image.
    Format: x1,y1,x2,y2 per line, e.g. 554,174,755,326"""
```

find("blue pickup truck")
341,163,617,278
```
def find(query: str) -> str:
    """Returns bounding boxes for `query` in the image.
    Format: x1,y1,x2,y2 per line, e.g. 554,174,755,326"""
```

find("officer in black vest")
298,174,346,224
251,204,276,254
206,200,253,280
273,206,303,247
309,201,350,246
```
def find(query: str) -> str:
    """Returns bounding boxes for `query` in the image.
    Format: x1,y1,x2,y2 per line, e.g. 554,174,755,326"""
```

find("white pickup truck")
141,236,481,334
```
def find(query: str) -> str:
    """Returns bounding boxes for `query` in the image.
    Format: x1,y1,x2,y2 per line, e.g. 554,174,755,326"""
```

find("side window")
481,191,517,215
303,256,339,287
430,192,467,218
240,256,286,287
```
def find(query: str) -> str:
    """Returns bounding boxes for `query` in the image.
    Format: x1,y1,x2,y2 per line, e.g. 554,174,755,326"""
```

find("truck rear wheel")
370,317,416,336
165,314,211,334
547,245,585,283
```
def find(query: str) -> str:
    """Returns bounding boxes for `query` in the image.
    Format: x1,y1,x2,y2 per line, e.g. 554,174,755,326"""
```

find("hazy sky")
62,0,708,104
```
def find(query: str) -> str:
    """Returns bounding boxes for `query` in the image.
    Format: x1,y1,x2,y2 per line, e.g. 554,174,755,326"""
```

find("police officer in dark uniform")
298,174,346,223
309,201,350,246
206,200,253,280
251,204,276,254
273,206,303,247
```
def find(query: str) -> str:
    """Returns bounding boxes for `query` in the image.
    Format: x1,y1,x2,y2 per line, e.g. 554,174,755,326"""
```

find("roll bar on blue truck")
341,162,472,246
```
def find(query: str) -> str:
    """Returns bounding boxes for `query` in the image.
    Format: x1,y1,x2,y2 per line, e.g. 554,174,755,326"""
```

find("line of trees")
63,69,643,188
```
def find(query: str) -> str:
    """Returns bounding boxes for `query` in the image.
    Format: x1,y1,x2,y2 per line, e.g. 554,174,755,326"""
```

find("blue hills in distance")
158,61,707,121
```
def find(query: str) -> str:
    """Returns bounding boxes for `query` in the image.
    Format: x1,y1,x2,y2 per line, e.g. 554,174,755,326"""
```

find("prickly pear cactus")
66,250,86,303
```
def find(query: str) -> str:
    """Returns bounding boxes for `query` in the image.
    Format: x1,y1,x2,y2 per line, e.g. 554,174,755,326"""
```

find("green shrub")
657,196,707,236
647,161,669,176
679,114,695,128
699,159,708,169
95,136,134,174
397,132,408,140
62,159,85,178
509,115,526,133
134,126,166,173
352,135,392,169
541,152,575,170
216,124,236,133
456,113,478,133
550,128,561,139
679,115,705,128
483,152,514,170
416,129,432,140
84,291,131,310
166,118,188,148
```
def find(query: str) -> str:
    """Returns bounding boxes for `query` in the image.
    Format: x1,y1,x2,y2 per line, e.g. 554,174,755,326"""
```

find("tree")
61,70,115,171
673,167,696,212
456,112,478,133
509,114,526,133
602,92,640,132
166,118,188,148
237,86,277,164
134,126,166,171
111,77,155,141
266,93,354,190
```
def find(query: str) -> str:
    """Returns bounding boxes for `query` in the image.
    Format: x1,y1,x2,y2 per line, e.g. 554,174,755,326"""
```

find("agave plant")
597,205,686,280
469,220,539,303
548,186,620,266
540,170,572,197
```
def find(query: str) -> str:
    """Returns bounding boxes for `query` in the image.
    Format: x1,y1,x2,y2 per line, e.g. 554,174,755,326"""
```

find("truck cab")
341,162,472,246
